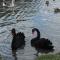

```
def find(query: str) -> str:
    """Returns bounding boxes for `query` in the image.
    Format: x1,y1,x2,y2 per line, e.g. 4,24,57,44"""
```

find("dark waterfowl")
11,28,25,60
31,28,54,55
11,28,25,51
45,1,49,6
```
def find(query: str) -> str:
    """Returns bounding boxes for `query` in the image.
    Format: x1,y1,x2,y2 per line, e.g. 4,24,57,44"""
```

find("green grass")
36,53,60,60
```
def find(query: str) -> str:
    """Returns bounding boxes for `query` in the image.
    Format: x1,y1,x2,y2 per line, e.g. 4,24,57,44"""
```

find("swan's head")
32,28,40,38
11,28,16,36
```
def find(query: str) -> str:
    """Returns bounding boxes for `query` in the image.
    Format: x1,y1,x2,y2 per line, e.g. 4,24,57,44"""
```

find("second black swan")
11,28,25,59
31,28,54,54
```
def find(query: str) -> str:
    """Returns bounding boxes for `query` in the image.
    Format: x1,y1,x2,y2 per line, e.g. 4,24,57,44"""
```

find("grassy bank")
36,53,60,60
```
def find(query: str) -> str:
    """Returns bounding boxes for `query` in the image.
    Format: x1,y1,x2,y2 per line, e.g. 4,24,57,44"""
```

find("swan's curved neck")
36,29,40,39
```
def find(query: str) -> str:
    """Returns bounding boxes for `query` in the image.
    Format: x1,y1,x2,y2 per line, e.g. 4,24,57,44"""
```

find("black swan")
31,28,54,55
11,28,25,59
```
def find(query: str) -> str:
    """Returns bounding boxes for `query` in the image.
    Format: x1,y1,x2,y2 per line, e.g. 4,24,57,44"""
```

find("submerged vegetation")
36,53,60,60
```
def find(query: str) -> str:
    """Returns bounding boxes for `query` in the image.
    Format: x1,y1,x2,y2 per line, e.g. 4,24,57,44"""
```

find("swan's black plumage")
31,28,54,54
11,28,25,52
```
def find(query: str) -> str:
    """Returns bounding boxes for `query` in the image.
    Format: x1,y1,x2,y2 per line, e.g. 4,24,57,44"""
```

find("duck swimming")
31,28,54,55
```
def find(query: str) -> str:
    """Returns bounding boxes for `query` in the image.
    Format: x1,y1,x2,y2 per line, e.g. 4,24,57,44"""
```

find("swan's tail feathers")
46,39,52,45
48,44,54,51
47,39,54,51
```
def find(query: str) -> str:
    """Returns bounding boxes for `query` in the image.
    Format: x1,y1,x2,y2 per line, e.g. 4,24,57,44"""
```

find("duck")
11,28,25,54
31,28,54,55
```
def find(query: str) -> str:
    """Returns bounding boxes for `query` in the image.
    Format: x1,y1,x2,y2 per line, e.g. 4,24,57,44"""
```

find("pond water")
0,0,60,60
